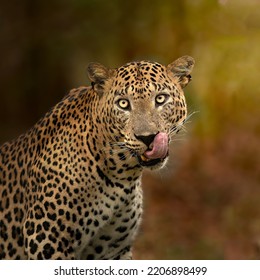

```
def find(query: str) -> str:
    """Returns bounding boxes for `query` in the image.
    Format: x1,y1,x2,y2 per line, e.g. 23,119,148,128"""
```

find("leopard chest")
75,178,143,260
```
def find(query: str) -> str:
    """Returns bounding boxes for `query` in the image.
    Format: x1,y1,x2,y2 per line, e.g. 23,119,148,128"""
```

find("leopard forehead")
113,61,170,95
117,61,166,79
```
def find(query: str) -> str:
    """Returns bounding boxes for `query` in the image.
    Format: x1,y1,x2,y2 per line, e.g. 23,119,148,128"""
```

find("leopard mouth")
137,153,168,167
137,132,169,167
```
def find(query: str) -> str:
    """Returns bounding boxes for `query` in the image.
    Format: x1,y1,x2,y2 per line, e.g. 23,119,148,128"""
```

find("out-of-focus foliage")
0,0,259,259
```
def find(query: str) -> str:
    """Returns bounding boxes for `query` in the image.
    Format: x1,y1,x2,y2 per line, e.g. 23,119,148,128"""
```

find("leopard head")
87,56,195,169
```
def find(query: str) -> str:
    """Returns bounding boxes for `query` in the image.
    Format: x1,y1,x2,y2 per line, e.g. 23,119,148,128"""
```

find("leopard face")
88,56,194,169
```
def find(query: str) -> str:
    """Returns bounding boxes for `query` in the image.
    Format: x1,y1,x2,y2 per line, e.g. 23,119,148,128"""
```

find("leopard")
0,56,194,259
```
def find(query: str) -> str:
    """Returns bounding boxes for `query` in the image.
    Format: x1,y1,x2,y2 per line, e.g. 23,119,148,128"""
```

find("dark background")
0,0,259,259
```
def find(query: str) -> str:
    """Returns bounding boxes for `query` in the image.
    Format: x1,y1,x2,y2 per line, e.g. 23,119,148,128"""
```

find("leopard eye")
117,98,131,110
155,94,169,105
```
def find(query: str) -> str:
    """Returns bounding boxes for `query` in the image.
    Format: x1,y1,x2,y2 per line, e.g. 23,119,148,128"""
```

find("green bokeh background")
0,0,259,259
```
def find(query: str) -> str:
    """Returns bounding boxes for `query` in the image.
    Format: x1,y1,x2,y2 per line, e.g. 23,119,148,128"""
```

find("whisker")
169,110,199,136
183,110,199,124
169,137,186,143
101,144,128,154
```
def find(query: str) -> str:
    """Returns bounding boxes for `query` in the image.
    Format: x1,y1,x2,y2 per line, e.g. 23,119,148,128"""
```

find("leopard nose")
135,133,158,148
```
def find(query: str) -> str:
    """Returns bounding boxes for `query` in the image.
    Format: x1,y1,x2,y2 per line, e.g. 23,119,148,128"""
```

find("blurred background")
0,0,259,259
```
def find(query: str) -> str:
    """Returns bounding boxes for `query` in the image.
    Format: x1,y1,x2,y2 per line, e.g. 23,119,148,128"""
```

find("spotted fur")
0,56,194,259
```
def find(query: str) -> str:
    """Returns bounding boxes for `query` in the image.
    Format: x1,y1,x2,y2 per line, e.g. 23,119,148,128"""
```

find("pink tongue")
144,132,168,159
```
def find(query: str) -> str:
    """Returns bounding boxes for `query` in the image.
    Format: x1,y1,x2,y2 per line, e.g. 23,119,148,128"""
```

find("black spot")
17,236,24,247
36,224,42,233
57,241,64,253
4,211,12,223
131,211,136,219
117,168,123,174
95,246,103,254
124,188,130,194
129,217,137,228
47,213,57,221
94,220,99,227
36,232,46,243
116,226,127,233
67,246,74,254
50,202,56,210
37,252,43,259
109,243,120,249
73,188,79,194
86,254,94,260
46,190,54,197
72,214,77,223
115,233,129,243
61,237,69,247
102,215,109,221
95,154,100,161
122,218,130,223
79,218,84,226
100,235,111,241
75,231,82,241
115,182,124,189
51,226,59,238
77,206,82,215
118,153,126,160
42,166,48,175
0,251,6,259
44,201,49,210
66,211,70,221
49,233,57,244
40,177,46,184
43,243,55,259
9,247,17,258
29,239,38,255
43,221,50,231
26,221,35,236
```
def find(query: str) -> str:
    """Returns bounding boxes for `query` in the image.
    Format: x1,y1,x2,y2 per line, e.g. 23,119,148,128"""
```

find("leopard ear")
167,56,195,88
87,62,115,97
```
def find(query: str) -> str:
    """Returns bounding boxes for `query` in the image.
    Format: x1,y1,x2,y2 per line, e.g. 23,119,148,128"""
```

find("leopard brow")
114,88,131,96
